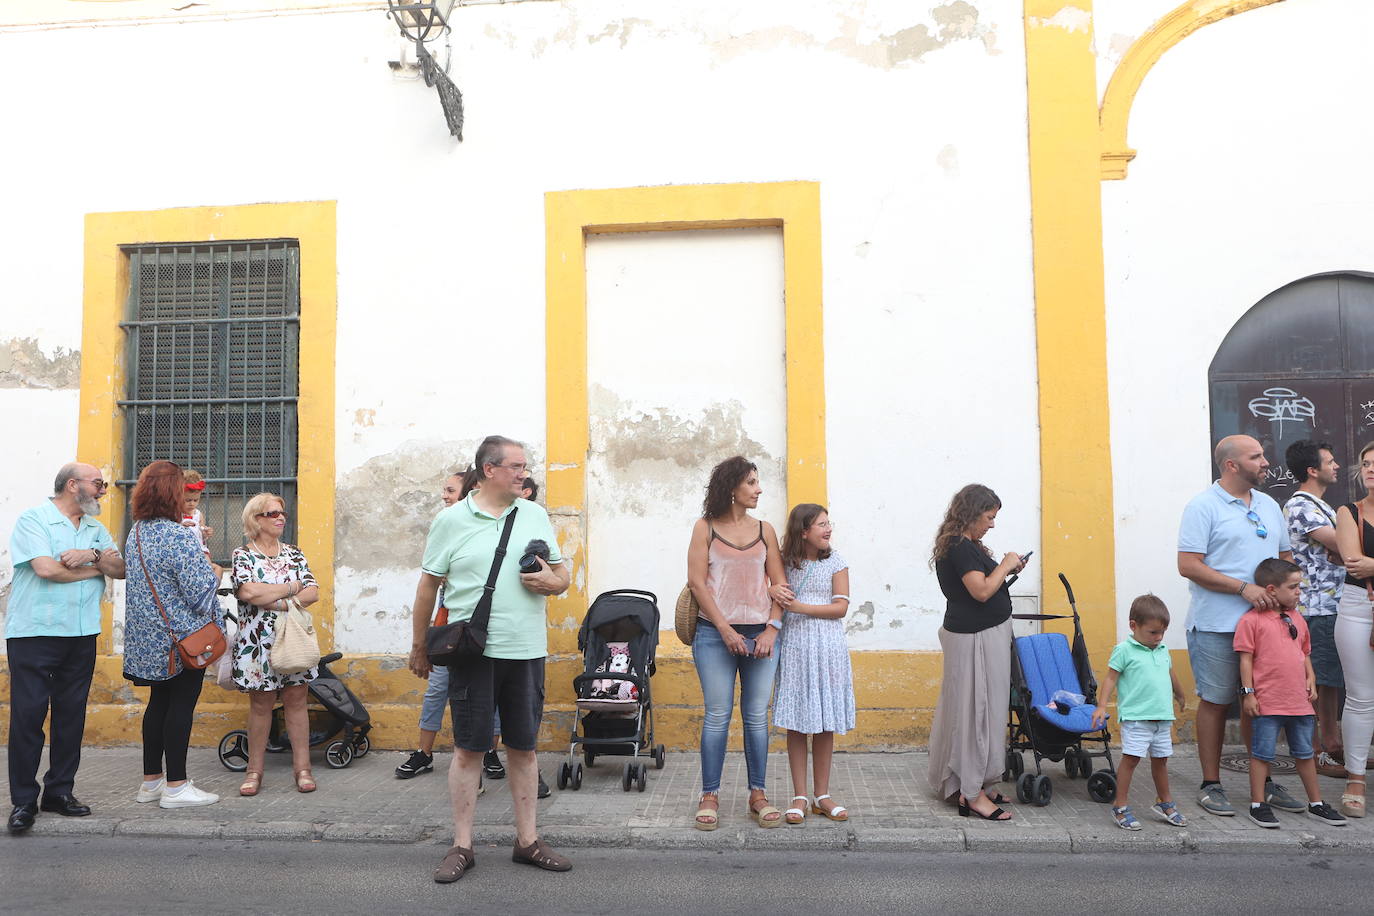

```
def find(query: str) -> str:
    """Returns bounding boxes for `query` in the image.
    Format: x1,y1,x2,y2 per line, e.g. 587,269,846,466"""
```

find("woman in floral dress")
231,492,320,796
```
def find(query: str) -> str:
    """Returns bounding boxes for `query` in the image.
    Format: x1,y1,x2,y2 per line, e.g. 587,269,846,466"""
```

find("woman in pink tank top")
685,456,790,831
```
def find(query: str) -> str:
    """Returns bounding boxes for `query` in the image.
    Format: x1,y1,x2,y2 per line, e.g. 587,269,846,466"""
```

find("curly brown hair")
929,484,1001,567
782,503,831,570
702,456,758,519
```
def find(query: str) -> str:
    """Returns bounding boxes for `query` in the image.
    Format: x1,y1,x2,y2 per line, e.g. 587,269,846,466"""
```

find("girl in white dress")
772,503,855,824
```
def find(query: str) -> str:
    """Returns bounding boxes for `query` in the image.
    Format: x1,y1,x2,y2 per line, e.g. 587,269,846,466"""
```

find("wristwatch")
767,619,783,631
1240,687,1256,695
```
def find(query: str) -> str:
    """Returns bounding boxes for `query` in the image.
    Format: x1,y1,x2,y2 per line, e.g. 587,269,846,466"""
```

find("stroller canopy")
578,590,660,653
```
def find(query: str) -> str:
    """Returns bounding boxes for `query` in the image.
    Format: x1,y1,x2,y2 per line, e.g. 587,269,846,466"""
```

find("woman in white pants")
1334,442,1374,818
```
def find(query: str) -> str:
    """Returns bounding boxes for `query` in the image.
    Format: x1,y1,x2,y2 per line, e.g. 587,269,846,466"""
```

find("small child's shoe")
1150,799,1187,827
1112,805,1142,830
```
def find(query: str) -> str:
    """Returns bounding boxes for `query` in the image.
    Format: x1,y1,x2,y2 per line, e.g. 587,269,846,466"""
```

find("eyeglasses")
77,477,108,491
495,462,527,473
1278,612,1298,641
257,510,288,519
1245,509,1268,539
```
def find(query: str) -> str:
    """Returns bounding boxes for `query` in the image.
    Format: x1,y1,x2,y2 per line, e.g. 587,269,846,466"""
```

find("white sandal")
811,794,849,822
784,795,808,825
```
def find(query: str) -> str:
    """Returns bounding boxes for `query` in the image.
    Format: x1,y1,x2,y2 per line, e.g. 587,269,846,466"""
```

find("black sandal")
958,797,1012,821
434,845,476,883
987,792,1011,805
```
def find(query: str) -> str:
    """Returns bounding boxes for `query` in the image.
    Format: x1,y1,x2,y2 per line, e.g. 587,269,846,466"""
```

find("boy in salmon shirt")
1234,558,1347,828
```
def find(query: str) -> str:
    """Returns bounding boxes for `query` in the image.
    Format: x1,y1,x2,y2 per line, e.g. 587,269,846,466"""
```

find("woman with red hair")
122,460,223,809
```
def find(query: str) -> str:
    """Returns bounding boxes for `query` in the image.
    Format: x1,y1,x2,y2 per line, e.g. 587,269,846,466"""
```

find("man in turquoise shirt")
408,436,571,883
7,462,126,833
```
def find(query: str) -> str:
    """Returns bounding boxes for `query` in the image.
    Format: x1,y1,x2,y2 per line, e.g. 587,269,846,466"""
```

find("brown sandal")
749,795,783,828
434,845,476,883
695,792,720,831
294,769,316,793
512,837,572,871
239,771,263,797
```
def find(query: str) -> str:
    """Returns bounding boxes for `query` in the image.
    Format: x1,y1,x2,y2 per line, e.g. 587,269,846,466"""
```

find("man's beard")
79,495,101,516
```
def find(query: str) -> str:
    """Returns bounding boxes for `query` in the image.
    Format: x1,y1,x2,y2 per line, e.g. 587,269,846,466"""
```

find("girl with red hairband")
182,470,222,581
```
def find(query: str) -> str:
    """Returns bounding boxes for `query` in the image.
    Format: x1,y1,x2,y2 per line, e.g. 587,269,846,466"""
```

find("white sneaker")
158,781,220,809
136,778,165,803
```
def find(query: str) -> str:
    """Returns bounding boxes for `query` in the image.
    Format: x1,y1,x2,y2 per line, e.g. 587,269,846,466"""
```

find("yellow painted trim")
544,182,826,643
1024,3,1116,652
1100,0,1288,179
80,202,338,651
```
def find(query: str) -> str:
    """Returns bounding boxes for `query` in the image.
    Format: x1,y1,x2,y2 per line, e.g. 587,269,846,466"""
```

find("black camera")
519,539,550,574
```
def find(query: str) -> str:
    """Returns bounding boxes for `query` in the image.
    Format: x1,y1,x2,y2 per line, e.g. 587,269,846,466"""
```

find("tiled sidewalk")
5,744,1371,854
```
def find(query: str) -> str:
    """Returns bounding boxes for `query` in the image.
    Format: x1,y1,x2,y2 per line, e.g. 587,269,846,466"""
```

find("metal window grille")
118,240,300,562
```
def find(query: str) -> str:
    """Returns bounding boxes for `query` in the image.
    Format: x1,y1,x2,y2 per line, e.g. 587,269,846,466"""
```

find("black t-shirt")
935,537,1013,634
1345,503,1374,589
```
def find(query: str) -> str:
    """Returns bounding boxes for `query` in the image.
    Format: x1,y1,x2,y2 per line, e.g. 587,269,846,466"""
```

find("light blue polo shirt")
7,499,116,638
421,495,562,660
1178,482,1290,633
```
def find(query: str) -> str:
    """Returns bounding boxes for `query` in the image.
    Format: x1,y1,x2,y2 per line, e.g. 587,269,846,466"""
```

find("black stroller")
558,589,666,793
1004,573,1118,806
216,608,372,772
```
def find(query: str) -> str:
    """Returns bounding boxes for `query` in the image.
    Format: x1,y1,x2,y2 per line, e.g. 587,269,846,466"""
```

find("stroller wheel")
636,762,648,792
325,740,353,769
1005,750,1024,779
622,762,634,792
557,761,570,790
571,762,583,791
584,749,596,769
653,744,666,770
1077,748,1094,778
1032,774,1053,807
1064,753,1080,779
352,736,370,758
1016,772,1034,805
1086,771,1116,804
217,730,249,772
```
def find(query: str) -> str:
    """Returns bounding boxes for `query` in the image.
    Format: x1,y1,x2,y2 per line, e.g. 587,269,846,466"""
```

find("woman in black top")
925,484,1026,821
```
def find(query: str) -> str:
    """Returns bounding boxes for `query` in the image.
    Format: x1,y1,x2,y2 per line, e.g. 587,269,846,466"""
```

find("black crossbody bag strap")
469,507,518,633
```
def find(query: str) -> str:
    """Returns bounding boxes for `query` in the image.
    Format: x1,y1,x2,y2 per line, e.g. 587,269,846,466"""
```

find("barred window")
118,240,300,562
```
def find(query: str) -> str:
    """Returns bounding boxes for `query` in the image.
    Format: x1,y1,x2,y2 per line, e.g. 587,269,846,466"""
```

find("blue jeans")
1251,714,1315,763
419,665,502,738
693,622,778,793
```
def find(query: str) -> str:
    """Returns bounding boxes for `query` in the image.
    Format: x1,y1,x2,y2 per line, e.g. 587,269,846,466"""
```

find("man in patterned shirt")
1283,439,1346,778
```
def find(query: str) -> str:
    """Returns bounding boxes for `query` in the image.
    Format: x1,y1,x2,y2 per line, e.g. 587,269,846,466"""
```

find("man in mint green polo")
7,462,126,833
408,436,571,883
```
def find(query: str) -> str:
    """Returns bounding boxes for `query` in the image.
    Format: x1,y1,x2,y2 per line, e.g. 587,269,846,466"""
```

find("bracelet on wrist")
1236,581,1248,596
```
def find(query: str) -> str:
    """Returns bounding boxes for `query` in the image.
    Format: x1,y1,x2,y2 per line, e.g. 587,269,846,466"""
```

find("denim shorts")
1250,714,1315,763
1186,628,1240,706
1303,614,1344,689
448,656,544,752
1119,719,1173,758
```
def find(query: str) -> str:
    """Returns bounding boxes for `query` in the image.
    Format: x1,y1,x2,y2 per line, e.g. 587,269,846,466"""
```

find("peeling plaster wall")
0,0,1040,653
1104,0,1374,638
0,390,82,633
584,228,787,611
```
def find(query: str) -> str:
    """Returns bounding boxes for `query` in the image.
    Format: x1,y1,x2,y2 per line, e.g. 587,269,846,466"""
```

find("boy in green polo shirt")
1091,595,1188,830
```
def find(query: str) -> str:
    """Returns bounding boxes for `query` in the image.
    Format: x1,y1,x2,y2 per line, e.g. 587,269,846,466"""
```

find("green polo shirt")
421,494,562,660
1107,636,1175,721
7,499,116,638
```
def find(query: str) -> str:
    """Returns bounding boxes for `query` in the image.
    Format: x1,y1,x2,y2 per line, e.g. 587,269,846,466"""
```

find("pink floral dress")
230,543,318,691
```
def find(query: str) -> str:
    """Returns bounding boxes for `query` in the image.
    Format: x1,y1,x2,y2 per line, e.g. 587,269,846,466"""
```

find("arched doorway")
1209,272,1374,507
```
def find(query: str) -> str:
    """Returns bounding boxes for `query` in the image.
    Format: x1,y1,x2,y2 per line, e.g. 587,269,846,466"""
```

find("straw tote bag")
674,585,700,646
271,598,321,675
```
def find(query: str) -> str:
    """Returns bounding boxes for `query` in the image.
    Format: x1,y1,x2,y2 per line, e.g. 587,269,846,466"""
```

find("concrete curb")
20,815,1374,855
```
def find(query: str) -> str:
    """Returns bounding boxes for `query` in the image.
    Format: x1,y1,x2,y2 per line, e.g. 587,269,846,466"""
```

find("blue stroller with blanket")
1004,573,1118,806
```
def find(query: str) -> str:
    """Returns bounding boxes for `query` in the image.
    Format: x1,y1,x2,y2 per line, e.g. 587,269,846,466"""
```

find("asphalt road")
0,837,1362,915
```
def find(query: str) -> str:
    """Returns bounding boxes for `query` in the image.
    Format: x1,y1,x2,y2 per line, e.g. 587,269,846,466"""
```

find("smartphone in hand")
740,636,757,656
1020,551,1034,564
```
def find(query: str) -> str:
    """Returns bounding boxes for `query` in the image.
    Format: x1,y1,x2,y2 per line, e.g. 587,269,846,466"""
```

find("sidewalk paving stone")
5,744,1372,855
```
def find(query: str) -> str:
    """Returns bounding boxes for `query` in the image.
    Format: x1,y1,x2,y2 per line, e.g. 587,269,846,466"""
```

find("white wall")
1105,0,1374,637
0,0,1040,652
584,228,787,613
